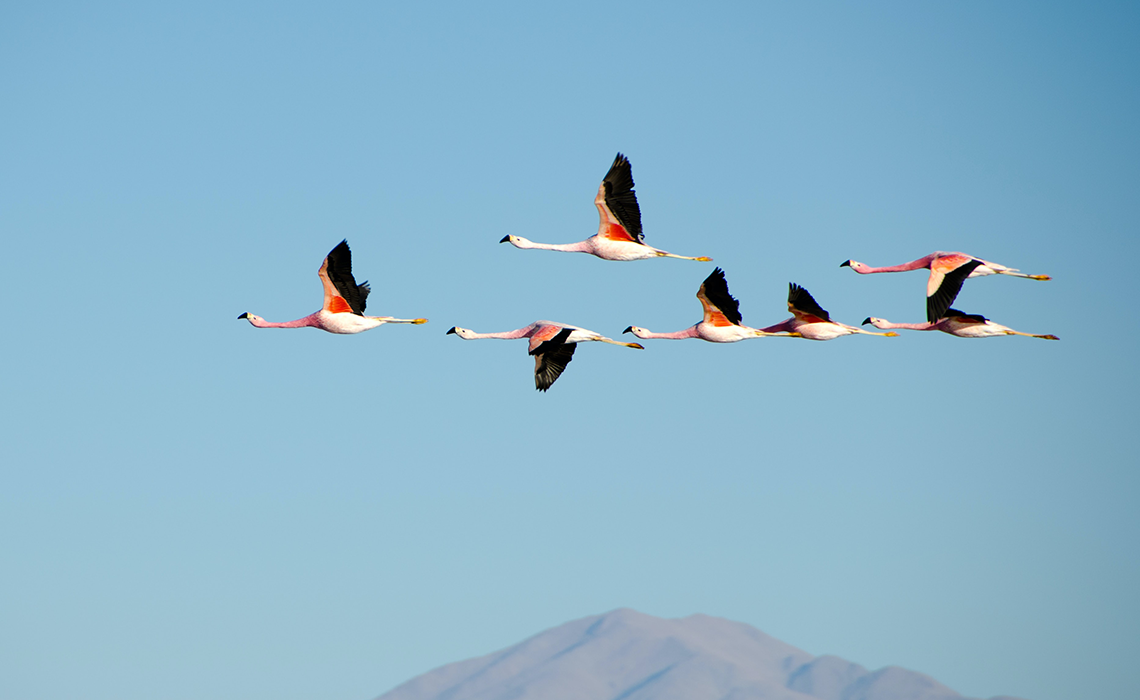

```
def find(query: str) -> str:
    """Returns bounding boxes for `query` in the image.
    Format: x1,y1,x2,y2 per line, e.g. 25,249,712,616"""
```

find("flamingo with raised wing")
863,310,1058,340
840,252,1050,321
446,321,644,391
500,153,712,262
757,283,898,340
238,240,427,333
623,268,800,342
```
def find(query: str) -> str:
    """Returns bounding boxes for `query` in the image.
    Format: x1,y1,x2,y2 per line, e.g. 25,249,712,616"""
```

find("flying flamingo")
863,310,1059,340
446,321,644,391
238,240,427,333
840,252,1051,322
757,283,898,340
623,268,801,342
500,153,712,262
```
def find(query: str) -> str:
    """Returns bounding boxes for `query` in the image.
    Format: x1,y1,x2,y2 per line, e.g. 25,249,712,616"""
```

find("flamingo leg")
654,251,713,262
995,270,1052,281
754,330,802,338
596,338,646,349
372,317,429,324
850,328,899,337
1005,331,1060,340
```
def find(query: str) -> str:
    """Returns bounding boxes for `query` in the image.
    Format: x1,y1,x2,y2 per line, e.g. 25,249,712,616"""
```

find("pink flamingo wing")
696,268,743,327
527,324,565,354
319,240,370,315
594,153,644,244
927,259,984,321
787,283,831,323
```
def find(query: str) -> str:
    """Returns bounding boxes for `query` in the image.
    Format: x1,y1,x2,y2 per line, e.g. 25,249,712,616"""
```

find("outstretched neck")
248,313,321,329
757,319,796,334
517,238,593,254
860,255,936,273
467,325,538,340
636,326,700,340
874,319,934,331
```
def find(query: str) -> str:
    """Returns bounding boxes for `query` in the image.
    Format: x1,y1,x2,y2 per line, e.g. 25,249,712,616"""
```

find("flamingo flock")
239,153,1058,391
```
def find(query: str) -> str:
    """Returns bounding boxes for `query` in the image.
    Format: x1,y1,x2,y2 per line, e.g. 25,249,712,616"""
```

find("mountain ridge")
374,608,1028,700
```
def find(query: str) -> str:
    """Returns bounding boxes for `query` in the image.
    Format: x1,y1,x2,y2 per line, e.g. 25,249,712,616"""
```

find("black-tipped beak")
622,326,634,334
238,312,249,319
840,260,852,268
446,327,457,335
499,235,510,244
861,317,872,326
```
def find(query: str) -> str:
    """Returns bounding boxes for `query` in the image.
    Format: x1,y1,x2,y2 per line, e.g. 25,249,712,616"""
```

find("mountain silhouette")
374,609,1027,700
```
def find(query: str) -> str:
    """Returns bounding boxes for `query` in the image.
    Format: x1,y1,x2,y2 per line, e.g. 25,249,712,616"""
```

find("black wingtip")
499,235,510,243
446,327,457,335
238,312,249,319
861,317,872,326
840,260,851,268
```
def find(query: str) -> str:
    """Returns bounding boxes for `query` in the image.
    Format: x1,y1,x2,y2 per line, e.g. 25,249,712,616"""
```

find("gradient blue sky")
2,2,1137,700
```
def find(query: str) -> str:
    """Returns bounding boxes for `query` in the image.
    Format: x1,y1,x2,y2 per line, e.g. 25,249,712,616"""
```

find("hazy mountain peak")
375,610,1025,700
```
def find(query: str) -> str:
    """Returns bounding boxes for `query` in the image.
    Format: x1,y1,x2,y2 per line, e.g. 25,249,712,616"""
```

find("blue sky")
2,2,1136,700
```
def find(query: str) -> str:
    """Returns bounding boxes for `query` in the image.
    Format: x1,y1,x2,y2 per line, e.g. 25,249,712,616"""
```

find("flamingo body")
500,153,712,262
840,251,1051,322
757,283,898,340
238,240,427,334
447,321,643,391
624,268,800,343
863,310,1059,340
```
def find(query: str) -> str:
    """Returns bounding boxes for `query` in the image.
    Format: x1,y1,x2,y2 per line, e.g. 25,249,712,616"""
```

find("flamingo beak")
840,260,852,268
499,235,510,244
238,312,249,319
622,326,633,334
446,327,457,335
861,318,872,325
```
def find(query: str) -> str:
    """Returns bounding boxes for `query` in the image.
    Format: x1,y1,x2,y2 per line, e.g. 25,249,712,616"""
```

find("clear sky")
2,2,1136,700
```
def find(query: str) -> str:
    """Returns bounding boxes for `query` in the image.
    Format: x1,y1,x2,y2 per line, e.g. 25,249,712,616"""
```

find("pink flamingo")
623,268,801,342
840,252,1051,322
863,309,1059,339
500,153,712,262
757,283,898,340
238,240,427,333
446,321,644,391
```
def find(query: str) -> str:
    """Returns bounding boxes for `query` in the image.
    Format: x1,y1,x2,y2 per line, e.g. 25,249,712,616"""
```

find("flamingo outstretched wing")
696,268,743,327
528,326,577,391
787,283,831,323
927,258,983,322
943,308,989,324
594,153,644,244
319,240,371,316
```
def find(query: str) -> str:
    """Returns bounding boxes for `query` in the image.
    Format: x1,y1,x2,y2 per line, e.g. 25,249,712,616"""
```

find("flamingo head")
840,259,871,273
862,317,888,329
500,235,531,248
623,326,648,339
238,312,262,323
447,326,477,339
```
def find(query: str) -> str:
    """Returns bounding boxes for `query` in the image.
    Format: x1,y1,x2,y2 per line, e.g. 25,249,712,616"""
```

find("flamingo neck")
250,313,321,329
521,239,594,254
638,326,700,340
859,255,936,273
876,320,934,331
757,318,796,334
467,325,538,340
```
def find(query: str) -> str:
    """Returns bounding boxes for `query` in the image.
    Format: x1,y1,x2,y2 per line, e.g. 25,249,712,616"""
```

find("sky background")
2,2,1137,700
